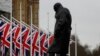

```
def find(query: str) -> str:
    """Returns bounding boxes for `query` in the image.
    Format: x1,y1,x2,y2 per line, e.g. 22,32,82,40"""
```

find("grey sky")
0,0,12,12
39,0,100,50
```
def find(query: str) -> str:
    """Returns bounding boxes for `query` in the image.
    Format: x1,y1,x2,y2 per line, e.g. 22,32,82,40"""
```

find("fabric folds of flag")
40,31,48,56
0,18,11,56
0,16,55,56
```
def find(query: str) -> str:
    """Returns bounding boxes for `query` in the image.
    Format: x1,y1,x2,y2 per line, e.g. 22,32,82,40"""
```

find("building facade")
12,0,39,26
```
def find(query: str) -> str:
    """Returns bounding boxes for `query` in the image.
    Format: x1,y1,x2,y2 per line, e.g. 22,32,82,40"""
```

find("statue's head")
54,3,63,12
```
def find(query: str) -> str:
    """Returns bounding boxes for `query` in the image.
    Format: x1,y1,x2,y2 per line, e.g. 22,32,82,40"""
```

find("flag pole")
47,12,50,46
20,1,23,56
38,1,41,56
30,4,33,56
10,0,12,56
47,12,50,56
38,4,41,56
75,24,77,56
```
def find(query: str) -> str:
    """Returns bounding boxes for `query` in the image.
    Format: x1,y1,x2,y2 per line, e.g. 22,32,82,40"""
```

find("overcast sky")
0,0,12,12
39,0,100,50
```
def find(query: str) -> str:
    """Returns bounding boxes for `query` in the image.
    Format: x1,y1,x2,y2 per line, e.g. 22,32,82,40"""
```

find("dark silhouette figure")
48,3,72,56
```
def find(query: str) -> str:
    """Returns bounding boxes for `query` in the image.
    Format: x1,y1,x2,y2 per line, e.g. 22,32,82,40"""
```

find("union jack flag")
0,18,10,47
49,34,54,46
0,16,55,56
21,22,31,56
0,17,17,56
0,18,11,56
32,30,39,56
40,31,48,56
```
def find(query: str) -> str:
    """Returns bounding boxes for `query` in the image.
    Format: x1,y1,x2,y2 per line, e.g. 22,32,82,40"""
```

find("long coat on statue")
48,3,72,54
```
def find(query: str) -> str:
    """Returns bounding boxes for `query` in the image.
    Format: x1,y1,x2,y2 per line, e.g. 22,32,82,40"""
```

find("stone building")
0,0,11,19
12,0,39,26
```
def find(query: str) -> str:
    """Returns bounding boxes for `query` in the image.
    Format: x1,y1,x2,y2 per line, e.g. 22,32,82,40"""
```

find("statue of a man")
48,3,72,56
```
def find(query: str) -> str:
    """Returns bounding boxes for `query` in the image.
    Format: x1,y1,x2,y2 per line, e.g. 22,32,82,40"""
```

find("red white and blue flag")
0,16,55,56
0,18,11,56
40,31,48,56
12,18,21,56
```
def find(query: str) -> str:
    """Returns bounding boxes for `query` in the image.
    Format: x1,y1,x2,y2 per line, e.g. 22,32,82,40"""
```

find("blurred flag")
32,30,39,56
12,18,21,56
0,16,55,56
0,18,10,56
21,22,30,56
49,34,54,45
40,31,48,56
